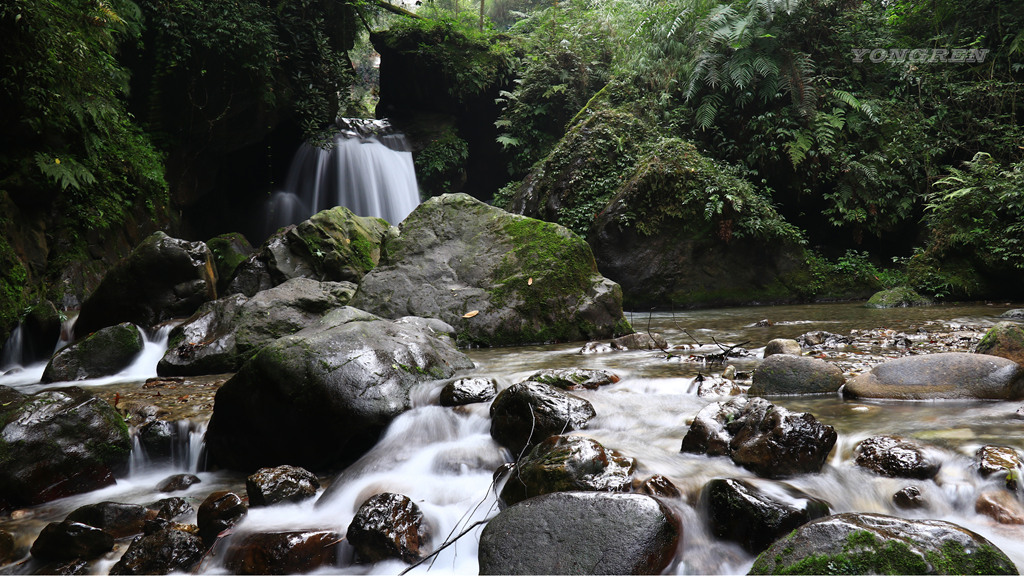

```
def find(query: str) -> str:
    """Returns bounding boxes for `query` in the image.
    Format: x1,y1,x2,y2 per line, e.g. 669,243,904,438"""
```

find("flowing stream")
1,301,1023,574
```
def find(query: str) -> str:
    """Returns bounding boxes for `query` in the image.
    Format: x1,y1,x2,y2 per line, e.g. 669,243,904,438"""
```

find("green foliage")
414,128,470,197
803,250,885,299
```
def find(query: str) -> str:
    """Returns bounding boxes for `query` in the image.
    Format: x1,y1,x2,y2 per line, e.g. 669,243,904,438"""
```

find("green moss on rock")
865,287,932,309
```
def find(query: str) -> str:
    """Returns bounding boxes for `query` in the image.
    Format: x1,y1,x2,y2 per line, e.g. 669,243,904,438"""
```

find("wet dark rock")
999,308,1024,319
157,277,357,376
975,491,1024,525
478,492,680,575
0,385,130,510
65,502,156,539
31,560,89,575
30,520,114,561
197,491,247,548
681,396,837,478
701,478,830,553
147,497,193,521
975,445,1023,491
855,435,941,479
749,512,1018,575
521,368,620,390
845,352,1024,400
76,232,217,336
350,194,631,347
893,486,927,509
206,232,253,294
489,381,597,456
41,322,144,382
640,474,681,498
797,331,851,349
499,435,636,507
865,287,932,308
439,377,498,406
204,308,473,471
749,354,845,396
137,419,176,462
226,206,391,297
222,530,343,574
975,321,1024,365
109,525,205,575
156,474,201,493
346,492,430,564
763,338,801,358
246,465,320,507
0,529,13,564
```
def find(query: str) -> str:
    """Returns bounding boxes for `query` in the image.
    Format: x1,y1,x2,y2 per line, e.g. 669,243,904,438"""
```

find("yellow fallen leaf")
463,310,479,318
528,277,533,285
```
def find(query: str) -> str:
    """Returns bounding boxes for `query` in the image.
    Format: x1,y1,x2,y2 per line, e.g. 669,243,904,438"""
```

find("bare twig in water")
399,520,490,575
647,308,676,360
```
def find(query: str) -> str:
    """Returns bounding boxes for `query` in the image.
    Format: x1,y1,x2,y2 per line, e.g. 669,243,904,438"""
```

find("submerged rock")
749,512,1018,575
346,492,430,564
680,396,837,478
246,465,320,507
478,492,680,575
0,385,130,511
701,478,830,554
520,368,620,390
975,321,1024,365
222,530,344,574
75,232,217,336
157,278,356,376
350,193,631,346
489,381,596,456
865,287,932,308
844,352,1024,400
109,526,204,575
749,354,845,395
499,434,636,507
439,377,498,406
975,490,1024,525
30,520,114,561
855,435,941,479
42,322,144,382
204,308,473,471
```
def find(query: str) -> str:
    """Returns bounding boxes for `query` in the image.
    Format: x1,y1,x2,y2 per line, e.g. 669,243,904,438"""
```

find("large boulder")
350,193,631,346
0,386,130,511
478,492,680,575
680,396,837,478
749,512,1018,575
499,435,636,507
748,354,845,396
844,352,1024,400
157,278,356,376
976,321,1024,365
109,526,205,575
221,530,343,574
225,206,392,297
75,232,217,336
42,322,144,382
700,478,830,554
489,381,596,456
346,492,430,564
865,287,932,308
204,308,474,471
854,435,941,479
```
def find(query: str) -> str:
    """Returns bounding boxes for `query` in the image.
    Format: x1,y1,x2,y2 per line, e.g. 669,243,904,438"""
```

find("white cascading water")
263,119,420,238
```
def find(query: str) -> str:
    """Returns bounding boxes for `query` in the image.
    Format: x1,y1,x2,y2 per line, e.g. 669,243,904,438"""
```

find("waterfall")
0,324,24,370
263,118,420,239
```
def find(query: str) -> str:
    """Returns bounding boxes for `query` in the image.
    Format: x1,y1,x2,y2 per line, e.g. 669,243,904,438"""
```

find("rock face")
226,206,392,297
489,381,597,456
0,385,130,511
680,396,837,478
439,377,497,406
75,232,217,336
701,478,830,553
749,512,1018,575
855,436,941,479
30,520,114,561
222,530,343,574
865,287,932,308
109,526,205,575
346,492,430,564
204,308,474,471
844,352,1024,400
976,321,1024,365
519,368,620,390
42,322,144,382
157,278,356,376
749,354,845,395
763,338,801,358
478,492,680,575
246,465,320,507
499,435,636,507
350,194,631,346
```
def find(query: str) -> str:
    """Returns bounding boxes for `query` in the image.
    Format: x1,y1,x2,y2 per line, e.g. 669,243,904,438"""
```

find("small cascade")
263,118,420,239
0,324,25,371
130,420,208,476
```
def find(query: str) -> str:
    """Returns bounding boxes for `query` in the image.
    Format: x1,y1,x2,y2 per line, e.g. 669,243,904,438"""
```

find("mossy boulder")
865,287,932,308
0,385,131,511
844,352,1024,400
350,193,631,346
206,232,253,293
203,307,474,471
157,277,357,376
976,321,1024,365
749,354,845,396
75,232,217,336
749,512,1018,575
42,322,144,382
226,206,392,297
